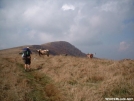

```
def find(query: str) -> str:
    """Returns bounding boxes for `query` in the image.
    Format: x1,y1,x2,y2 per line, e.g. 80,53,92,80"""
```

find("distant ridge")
0,41,86,57
32,41,86,57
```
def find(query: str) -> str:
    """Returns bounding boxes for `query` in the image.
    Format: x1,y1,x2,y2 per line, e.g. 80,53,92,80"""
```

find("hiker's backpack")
23,49,30,58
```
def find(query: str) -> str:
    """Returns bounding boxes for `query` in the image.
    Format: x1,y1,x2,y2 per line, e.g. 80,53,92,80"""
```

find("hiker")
22,47,32,71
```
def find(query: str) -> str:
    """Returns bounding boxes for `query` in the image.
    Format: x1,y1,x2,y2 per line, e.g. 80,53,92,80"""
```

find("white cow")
37,49,50,57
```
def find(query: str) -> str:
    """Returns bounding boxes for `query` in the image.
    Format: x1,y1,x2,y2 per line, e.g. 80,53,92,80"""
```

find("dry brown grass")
0,49,134,101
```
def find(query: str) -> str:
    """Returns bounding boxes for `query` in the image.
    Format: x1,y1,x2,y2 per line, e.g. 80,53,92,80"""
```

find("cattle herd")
36,49,94,59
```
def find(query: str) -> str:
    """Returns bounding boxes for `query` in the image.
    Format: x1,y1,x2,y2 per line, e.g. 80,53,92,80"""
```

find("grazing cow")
37,49,50,57
87,54,93,58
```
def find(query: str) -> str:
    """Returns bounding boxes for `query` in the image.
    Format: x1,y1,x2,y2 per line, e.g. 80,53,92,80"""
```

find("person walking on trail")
23,47,32,71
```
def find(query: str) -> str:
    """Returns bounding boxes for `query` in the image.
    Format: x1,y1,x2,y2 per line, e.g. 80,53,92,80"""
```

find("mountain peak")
33,41,86,57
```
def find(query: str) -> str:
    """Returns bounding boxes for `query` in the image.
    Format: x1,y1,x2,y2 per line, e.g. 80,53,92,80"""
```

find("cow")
37,49,50,57
87,54,93,58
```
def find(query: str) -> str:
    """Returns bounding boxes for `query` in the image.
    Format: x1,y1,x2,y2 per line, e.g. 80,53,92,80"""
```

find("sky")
0,0,134,60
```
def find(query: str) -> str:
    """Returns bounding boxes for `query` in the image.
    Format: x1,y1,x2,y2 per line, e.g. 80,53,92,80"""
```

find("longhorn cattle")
37,49,50,57
87,54,93,58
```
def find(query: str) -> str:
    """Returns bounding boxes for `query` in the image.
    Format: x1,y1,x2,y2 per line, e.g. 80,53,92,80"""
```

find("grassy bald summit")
32,41,86,57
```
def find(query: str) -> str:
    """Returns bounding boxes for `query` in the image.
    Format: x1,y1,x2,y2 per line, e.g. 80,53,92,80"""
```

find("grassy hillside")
0,51,134,101
0,41,86,57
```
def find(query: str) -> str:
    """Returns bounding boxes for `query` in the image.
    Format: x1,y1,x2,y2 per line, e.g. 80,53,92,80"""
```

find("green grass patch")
16,62,63,101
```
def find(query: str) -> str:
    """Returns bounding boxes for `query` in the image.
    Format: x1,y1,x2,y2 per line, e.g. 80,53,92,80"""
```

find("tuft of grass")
68,79,78,85
86,75,104,83
45,84,64,101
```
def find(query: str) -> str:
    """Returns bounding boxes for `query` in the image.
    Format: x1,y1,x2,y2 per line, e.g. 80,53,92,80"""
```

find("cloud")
118,41,130,51
62,4,75,11
100,1,118,12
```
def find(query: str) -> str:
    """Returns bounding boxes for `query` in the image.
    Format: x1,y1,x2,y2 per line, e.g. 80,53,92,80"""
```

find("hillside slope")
0,41,86,57
32,41,86,57
0,52,134,101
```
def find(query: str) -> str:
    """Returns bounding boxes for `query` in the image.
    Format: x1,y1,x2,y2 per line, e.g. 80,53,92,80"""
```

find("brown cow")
87,54,93,58
37,49,50,57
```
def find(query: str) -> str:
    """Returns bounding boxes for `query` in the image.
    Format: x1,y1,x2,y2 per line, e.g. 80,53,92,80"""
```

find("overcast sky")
0,0,134,60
